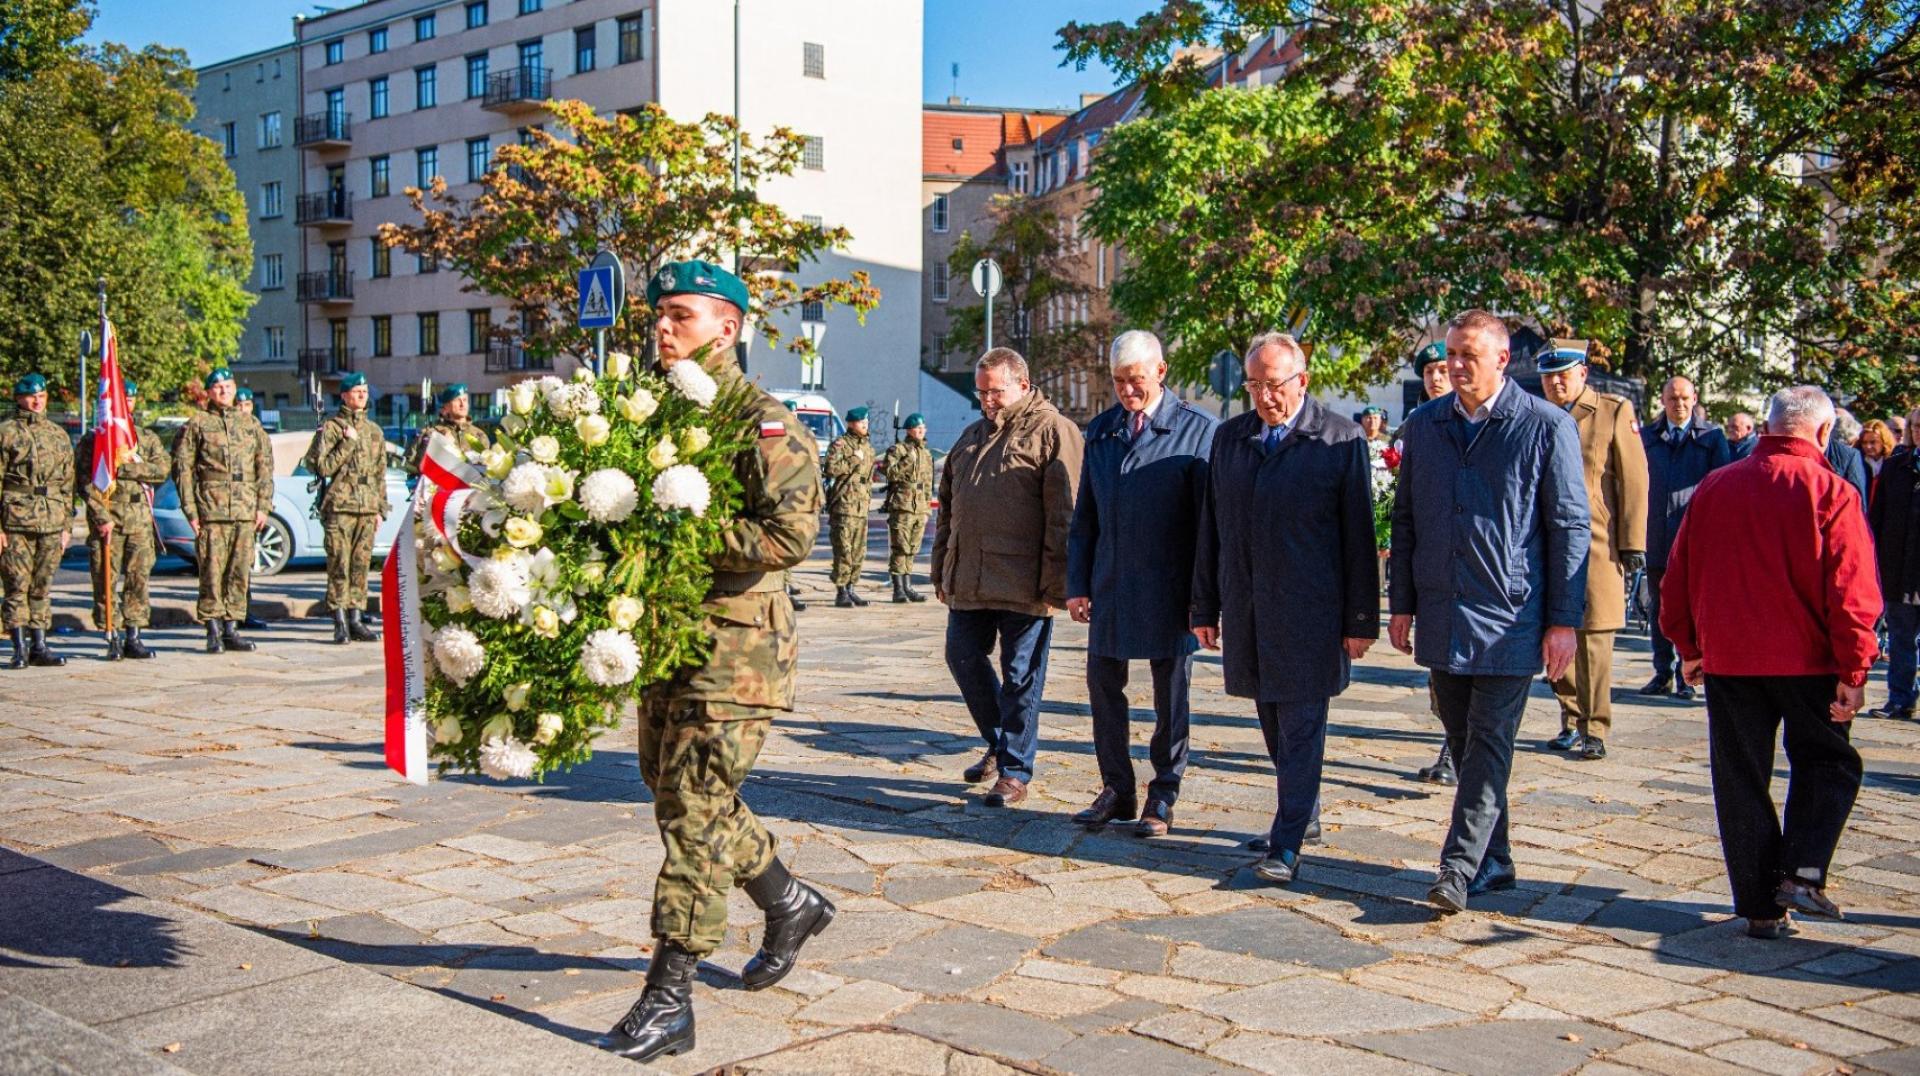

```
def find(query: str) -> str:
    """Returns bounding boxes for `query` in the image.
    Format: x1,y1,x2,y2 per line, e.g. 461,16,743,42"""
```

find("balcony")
296,270,354,305
486,342,553,374
295,190,353,227
298,347,356,377
293,111,352,149
482,67,551,112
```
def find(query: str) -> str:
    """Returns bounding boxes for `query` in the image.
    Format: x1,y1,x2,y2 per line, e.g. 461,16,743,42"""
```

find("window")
418,313,440,355
324,38,343,65
367,76,389,118
468,308,492,353
255,62,264,82
324,86,345,119
466,53,489,98
1009,160,1029,194
466,136,491,182
931,193,949,233
372,316,392,358
518,39,542,70
803,41,824,79
466,1,488,29
519,0,542,13
369,155,390,197
574,26,596,72
801,135,824,171
260,253,284,290
222,71,230,91
415,13,436,41
418,252,439,274
931,261,948,303
1095,243,1106,288
264,326,285,360
259,181,283,218
802,214,823,229
952,136,964,151
416,65,437,108
801,299,825,322
370,239,391,279
617,13,647,63
416,146,439,187
258,111,282,148
219,121,236,157
368,26,388,54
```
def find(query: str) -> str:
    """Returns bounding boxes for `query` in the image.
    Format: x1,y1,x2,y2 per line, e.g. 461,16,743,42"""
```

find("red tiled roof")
924,109,1074,179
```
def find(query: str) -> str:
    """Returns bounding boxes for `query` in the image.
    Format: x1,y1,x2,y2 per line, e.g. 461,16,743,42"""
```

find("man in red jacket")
1660,385,1881,939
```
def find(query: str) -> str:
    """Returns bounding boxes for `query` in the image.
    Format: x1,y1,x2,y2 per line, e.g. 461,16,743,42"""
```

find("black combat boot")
891,574,910,603
123,626,154,660
332,609,351,644
788,587,807,612
220,619,257,652
9,627,27,668
902,576,927,603
241,613,269,631
26,629,65,667
599,940,699,1061
346,608,379,643
739,857,836,991
205,620,224,654
834,585,856,608
105,631,124,661
845,585,869,608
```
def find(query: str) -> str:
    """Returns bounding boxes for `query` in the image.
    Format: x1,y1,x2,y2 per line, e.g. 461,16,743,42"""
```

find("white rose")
529,435,561,464
503,682,532,712
481,713,513,742
430,714,465,745
575,413,611,448
580,562,606,585
608,594,644,631
445,585,474,613
533,711,565,746
573,365,595,383
504,516,544,548
500,412,528,437
680,426,711,455
480,445,513,479
647,437,678,469
531,605,561,639
508,381,540,415
431,545,463,574
606,351,633,379
617,389,658,424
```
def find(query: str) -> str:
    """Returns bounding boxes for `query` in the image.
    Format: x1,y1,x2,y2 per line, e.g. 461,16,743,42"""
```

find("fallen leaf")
238,963,252,971
564,968,581,976
1792,1042,1809,1050
161,1043,182,1054
1562,1033,1582,1043
491,994,507,1002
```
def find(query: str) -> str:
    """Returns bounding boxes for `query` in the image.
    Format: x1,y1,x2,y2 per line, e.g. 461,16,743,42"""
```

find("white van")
771,390,844,459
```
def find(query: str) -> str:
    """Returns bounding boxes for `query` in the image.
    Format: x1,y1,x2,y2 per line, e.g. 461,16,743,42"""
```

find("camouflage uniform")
405,416,478,476
308,407,389,612
640,353,820,954
823,431,872,587
882,439,934,576
0,410,74,629
74,425,168,629
173,402,273,621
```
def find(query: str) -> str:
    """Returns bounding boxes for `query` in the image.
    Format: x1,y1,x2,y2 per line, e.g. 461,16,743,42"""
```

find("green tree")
940,194,1107,379
1062,1,1920,411
380,100,879,366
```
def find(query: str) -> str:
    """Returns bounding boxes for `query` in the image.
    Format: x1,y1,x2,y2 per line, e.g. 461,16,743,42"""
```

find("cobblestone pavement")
4,557,1920,1075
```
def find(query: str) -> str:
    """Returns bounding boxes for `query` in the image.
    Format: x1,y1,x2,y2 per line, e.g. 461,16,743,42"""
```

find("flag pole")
97,284,114,652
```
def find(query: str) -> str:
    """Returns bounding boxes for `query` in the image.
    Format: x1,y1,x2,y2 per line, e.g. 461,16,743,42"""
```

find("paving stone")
1040,1031,1251,1075
1613,1008,1747,1049
1134,1010,1234,1050
1115,905,1390,970
254,872,441,912
1704,1037,1842,1075
409,866,546,902
1208,1033,1449,1076
179,884,338,926
1497,959,1714,1017
736,1029,950,1075
386,895,500,931
980,976,1115,1017
883,874,989,906
111,846,262,877
1341,1018,1632,1076
0,993,192,1076
1055,997,1172,1035
439,834,567,864
838,924,1035,994
248,821,472,872
33,833,175,871
1605,1041,1766,1076
890,1001,1075,1062
1044,924,1172,974
1680,996,1896,1057
793,980,921,1025
1198,977,1461,1036
436,949,635,1012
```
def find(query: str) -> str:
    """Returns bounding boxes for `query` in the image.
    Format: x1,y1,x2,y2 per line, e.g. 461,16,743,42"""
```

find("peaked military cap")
646,258,750,314
14,373,47,395
1534,345,1588,375
204,367,234,389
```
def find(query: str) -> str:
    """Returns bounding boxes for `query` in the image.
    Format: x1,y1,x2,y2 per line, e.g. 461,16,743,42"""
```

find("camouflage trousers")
324,513,379,611
89,524,156,629
829,512,867,586
887,512,928,576
638,696,777,955
1,530,64,630
196,521,255,621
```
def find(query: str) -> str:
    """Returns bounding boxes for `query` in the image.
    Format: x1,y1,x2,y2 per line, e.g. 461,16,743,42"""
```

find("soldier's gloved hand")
1621,550,1646,573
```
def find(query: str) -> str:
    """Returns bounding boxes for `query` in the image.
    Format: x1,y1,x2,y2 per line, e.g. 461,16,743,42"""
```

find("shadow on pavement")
0,848,190,971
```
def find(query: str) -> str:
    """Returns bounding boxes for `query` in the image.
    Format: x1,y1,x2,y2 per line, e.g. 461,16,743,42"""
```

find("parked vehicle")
770,390,845,461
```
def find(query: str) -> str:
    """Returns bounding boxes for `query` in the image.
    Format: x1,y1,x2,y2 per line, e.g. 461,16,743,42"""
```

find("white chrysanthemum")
533,711,565,746
432,625,486,687
469,555,532,619
502,461,550,513
546,381,602,420
478,735,539,780
580,628,641,687
579,468,638,523
666,360,718,408
652,464,712,516
533,375,566,400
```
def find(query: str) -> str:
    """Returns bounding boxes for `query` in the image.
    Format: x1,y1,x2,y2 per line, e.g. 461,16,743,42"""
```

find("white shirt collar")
1453,376,1509,423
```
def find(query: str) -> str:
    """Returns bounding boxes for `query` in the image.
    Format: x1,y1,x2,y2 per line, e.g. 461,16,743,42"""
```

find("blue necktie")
1263,426,1280,452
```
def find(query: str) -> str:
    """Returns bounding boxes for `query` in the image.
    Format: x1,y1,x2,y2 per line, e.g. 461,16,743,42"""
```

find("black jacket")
1870,446,1920,603
1642,416,1731,568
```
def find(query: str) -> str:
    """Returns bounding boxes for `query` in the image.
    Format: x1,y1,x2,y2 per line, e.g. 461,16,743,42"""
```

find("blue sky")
84,0,1150,110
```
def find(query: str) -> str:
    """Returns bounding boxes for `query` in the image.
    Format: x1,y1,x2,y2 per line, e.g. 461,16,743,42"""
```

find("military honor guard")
0,374,75,668
75,380,170,660
601,260,834,1063
306,372,388,644
173,367,273,653
406,381,478,476
881,413,933,603
824,406,874,607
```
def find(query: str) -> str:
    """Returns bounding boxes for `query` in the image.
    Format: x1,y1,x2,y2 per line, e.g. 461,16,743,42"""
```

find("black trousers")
1256,698,1328,855
1647,566,1676,679
1705,674,1863,919
1429,671,1527,886
1087,653,1191,805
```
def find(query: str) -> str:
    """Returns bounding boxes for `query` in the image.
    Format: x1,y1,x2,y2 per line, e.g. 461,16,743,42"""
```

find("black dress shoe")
1467,864,1517,895
1638,675,1672,695
1546,728,1583,751
1868,704,1915,720
1428,868,1469,914
1134,799,1172,838
600,940,698,1061
1253,849,1299,885
1672,682,1696,701
740,858,836,991
1417,743,1457,785
1578,738,1607,761
1071,786,1137,827
1249,819,1320,854
962,749,997,784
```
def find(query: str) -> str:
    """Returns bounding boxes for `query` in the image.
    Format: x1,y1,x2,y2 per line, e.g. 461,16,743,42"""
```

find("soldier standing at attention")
600,259,832,1064
0,373,74,668
824,406,874,608
233,387,273,631
406,381,477,476
173,367,272,654
75,380,169,660
308,372,387,644
882,412,933,603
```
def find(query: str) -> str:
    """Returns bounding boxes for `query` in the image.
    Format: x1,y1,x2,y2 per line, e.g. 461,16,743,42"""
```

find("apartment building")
286,0,921,425
193,44,304,411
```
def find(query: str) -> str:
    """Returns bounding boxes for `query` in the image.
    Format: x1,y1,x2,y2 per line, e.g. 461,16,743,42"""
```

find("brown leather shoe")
1134,799,1172,838
982,776,1027,807
1071,786,1138,827
963,749,998,784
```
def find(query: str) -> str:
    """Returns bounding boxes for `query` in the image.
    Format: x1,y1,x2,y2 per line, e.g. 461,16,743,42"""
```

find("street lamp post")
801,319,826,391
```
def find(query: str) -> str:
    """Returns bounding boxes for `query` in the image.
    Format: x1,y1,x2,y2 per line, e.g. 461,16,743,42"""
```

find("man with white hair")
1661,385,1879,937
1066,330,1217,835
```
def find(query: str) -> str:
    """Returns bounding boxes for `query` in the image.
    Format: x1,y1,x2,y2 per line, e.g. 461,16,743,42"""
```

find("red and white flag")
90,321,136,494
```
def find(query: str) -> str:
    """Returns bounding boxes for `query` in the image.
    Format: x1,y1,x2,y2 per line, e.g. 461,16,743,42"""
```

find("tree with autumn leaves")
380,100,879,369
1062,1,1920,411
939,194,1109,383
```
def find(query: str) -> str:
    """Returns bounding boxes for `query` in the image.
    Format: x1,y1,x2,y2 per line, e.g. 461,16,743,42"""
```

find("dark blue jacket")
1728,433,1759,461
1067,395,1217,659
1389,381,1591,676
1827,438,1869,514
1191,397,1378,702
1642,416,1731,567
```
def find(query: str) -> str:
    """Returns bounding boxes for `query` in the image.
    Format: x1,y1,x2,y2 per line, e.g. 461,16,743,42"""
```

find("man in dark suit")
1726,412,1759,461
1192,331,1379,884
1067,331,1218,836
1869,410,1920,720
1640,376,1730,701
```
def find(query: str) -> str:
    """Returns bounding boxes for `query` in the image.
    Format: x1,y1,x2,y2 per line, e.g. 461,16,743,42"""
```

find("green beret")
14,373,47,396
846,406,869,422
646,258,750,315
437,382,468,407
1414,342,1447,373
339,372,368,391
203,367,234,389
904,412,925,429
1361,405,1387,418
234,387,254,402
123,379,139,399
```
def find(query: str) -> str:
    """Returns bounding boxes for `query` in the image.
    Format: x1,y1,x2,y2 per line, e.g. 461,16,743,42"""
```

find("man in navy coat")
1191,331,1379,883
1640,377,1731,701
1067,331,1218,836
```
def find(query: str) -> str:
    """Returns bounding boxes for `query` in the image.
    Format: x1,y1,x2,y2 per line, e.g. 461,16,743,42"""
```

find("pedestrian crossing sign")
578,266,617,329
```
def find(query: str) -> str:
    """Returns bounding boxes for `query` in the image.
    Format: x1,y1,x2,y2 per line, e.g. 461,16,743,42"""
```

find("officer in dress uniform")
882,412,933,603
600,259,833,1064
0,374,74,668
306,372,388,643
824,406,874,607
75,380,170,660
173,367,272,653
